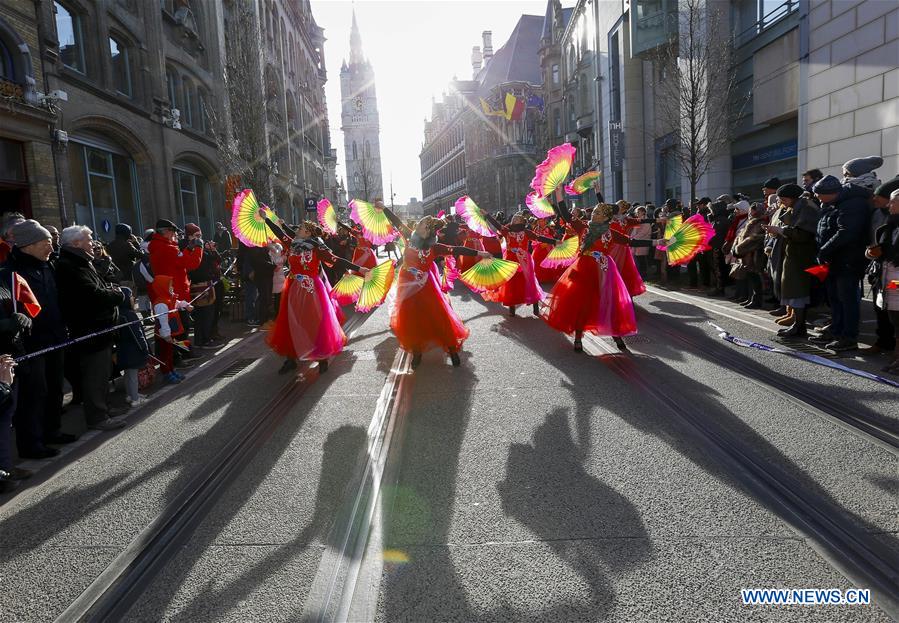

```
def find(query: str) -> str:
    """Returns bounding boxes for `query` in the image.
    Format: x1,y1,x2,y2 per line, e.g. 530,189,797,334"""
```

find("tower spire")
350,9,363,64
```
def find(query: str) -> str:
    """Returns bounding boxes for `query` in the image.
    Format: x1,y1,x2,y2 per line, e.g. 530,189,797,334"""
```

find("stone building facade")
340,11,383,203
0,0,60,225
0,0,333,237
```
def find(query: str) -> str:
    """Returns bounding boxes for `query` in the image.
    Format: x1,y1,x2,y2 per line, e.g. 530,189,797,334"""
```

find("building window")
69,143,141,241
109,37,131,97
352,141,357,160
364,140,370,159
166,68,179,109
197,88,210,133
55,2,85,73
173,168,214,234
182,78,194,127
553,108,561,137
0,40,15,82
551,63,560,86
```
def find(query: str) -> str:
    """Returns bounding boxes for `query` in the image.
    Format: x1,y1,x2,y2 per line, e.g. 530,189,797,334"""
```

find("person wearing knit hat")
763,177,781,190
843,156,883,191
10,220,52,249
776,184,804,200
762,177,781,212
812,175,842,197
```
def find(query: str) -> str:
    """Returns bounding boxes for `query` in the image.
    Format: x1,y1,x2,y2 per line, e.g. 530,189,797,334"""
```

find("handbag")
729,263,748,280
137,362,156,391
190,281,216,307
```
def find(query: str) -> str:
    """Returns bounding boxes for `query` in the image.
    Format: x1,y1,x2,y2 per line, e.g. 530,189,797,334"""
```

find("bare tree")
650,0,744,203
352,150,380,201
208,0,274,203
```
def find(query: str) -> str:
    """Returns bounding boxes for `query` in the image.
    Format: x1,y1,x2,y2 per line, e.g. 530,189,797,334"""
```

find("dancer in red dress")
456,226,486,273
483,212,557,316
340,223,378,270
531,217,568,284
383,210,492,369
544,191,668,352
261,214,368,374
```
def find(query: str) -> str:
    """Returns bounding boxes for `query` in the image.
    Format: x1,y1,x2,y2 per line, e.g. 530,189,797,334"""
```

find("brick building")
0,0,60,225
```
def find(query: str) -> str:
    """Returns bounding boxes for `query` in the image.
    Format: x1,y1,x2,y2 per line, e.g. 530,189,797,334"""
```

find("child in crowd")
149,276,192,384
115,287,150,406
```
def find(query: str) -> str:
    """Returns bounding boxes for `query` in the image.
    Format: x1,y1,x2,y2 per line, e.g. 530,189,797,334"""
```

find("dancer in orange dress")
261,214,368,374
544,190,668,352
383,209,492,369
483,212,557,316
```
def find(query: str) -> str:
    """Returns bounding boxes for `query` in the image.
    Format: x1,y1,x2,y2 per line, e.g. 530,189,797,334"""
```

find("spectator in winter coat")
862,176,899,355
866,189,899,374
148,219,203,303
813,175,872,351
842,156,883,191
733,203,768,308
55,225,127,431
114,287,149,406
0,355,23,492
187,226,222,349
214,222,233,260
2,220,73,460
708,200,732,295
0,212,26,265
107,223,141,285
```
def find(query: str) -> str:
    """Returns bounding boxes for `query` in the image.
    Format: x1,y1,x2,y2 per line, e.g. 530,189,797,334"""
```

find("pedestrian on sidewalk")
861,175,899,356
115,287,149,405
3,220,73,457
55,226,127,431
867,188,899,374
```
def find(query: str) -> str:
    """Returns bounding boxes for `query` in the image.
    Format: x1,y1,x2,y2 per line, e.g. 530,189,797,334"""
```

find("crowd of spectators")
0,215,232,492
621,155,899,371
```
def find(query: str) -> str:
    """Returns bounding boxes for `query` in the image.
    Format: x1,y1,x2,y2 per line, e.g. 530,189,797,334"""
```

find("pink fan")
525,192,555,218
531,144,576,198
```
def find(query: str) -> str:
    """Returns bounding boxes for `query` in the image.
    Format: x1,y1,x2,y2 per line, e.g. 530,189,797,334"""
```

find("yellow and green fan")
657,214,714,266
350,199,398,245
564,171,600,195
317,198,339,235
356,260,396,312
541,236,580,269
459,258,519,292
530,143,576,198
662,214,683,241
525,192,555,218
454,196,496,238
231,189,279,247
331,273,363,306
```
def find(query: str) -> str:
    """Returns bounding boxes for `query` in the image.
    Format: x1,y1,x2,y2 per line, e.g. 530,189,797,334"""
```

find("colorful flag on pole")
480,98,505,117
12,272,41,318
526,95,545,112
504,93,526,121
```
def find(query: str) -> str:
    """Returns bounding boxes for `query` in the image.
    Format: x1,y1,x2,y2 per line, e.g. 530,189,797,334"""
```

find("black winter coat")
816,184,871,277
0,276,26,357
0,248,67,351
107,236,141,283
55,248,125,353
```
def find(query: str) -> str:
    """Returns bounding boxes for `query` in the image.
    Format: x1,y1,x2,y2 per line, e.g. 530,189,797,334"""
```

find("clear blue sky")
313,0,549,203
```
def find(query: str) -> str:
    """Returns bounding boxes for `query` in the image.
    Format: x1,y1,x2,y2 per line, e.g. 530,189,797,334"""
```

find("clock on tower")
354,96,364,111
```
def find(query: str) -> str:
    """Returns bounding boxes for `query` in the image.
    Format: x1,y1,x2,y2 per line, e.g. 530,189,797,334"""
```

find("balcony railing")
631,0,678,56
734,1,798,48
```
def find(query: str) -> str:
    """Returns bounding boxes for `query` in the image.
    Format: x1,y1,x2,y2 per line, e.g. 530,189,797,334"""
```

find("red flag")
804,264,829,283
12,272,41,318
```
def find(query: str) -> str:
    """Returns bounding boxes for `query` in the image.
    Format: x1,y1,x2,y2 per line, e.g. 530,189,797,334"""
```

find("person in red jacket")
148,219,203,302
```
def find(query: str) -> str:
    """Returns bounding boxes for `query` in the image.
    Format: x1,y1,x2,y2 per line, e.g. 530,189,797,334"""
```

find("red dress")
351,236,377,270
484,227,545,306
532,222,568,283
391,242,469,354
544,220,637,337
267,247,347,361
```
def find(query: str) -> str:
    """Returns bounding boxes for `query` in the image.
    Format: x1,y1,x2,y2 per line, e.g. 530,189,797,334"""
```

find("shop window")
55,2,85,73
109,36,131,97
69,142,141,241
173,168,214,234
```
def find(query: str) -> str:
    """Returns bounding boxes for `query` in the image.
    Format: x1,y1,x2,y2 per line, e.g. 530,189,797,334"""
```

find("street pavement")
0,284,896,622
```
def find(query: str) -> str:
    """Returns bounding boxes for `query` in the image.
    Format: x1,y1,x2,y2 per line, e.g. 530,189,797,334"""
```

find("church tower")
340,11,384,202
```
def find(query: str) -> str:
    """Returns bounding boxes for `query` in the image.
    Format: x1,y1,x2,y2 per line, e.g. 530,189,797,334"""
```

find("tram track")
54,310,377,623
638,311,899,454
582,333,899,619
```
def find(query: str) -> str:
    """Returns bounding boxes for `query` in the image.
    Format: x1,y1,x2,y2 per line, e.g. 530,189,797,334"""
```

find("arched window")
55,2,85,73
0,39,15,82
166,67,179,109
173,162,216,235
109,36,131,97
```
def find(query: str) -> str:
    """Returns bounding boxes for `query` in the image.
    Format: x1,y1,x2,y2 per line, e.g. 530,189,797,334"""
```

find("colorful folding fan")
357,260,396,312
454,196,496,238
317,198,339,235
331,273,364,306
531,143,576,198
458,258,519,292
349,199,398,245
231,189,279,247
540,236,580,269
525,192,555,218
441,255,461,293
662,214,683,241
564,171,600,196
656,214,713,266
805,264,830,283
